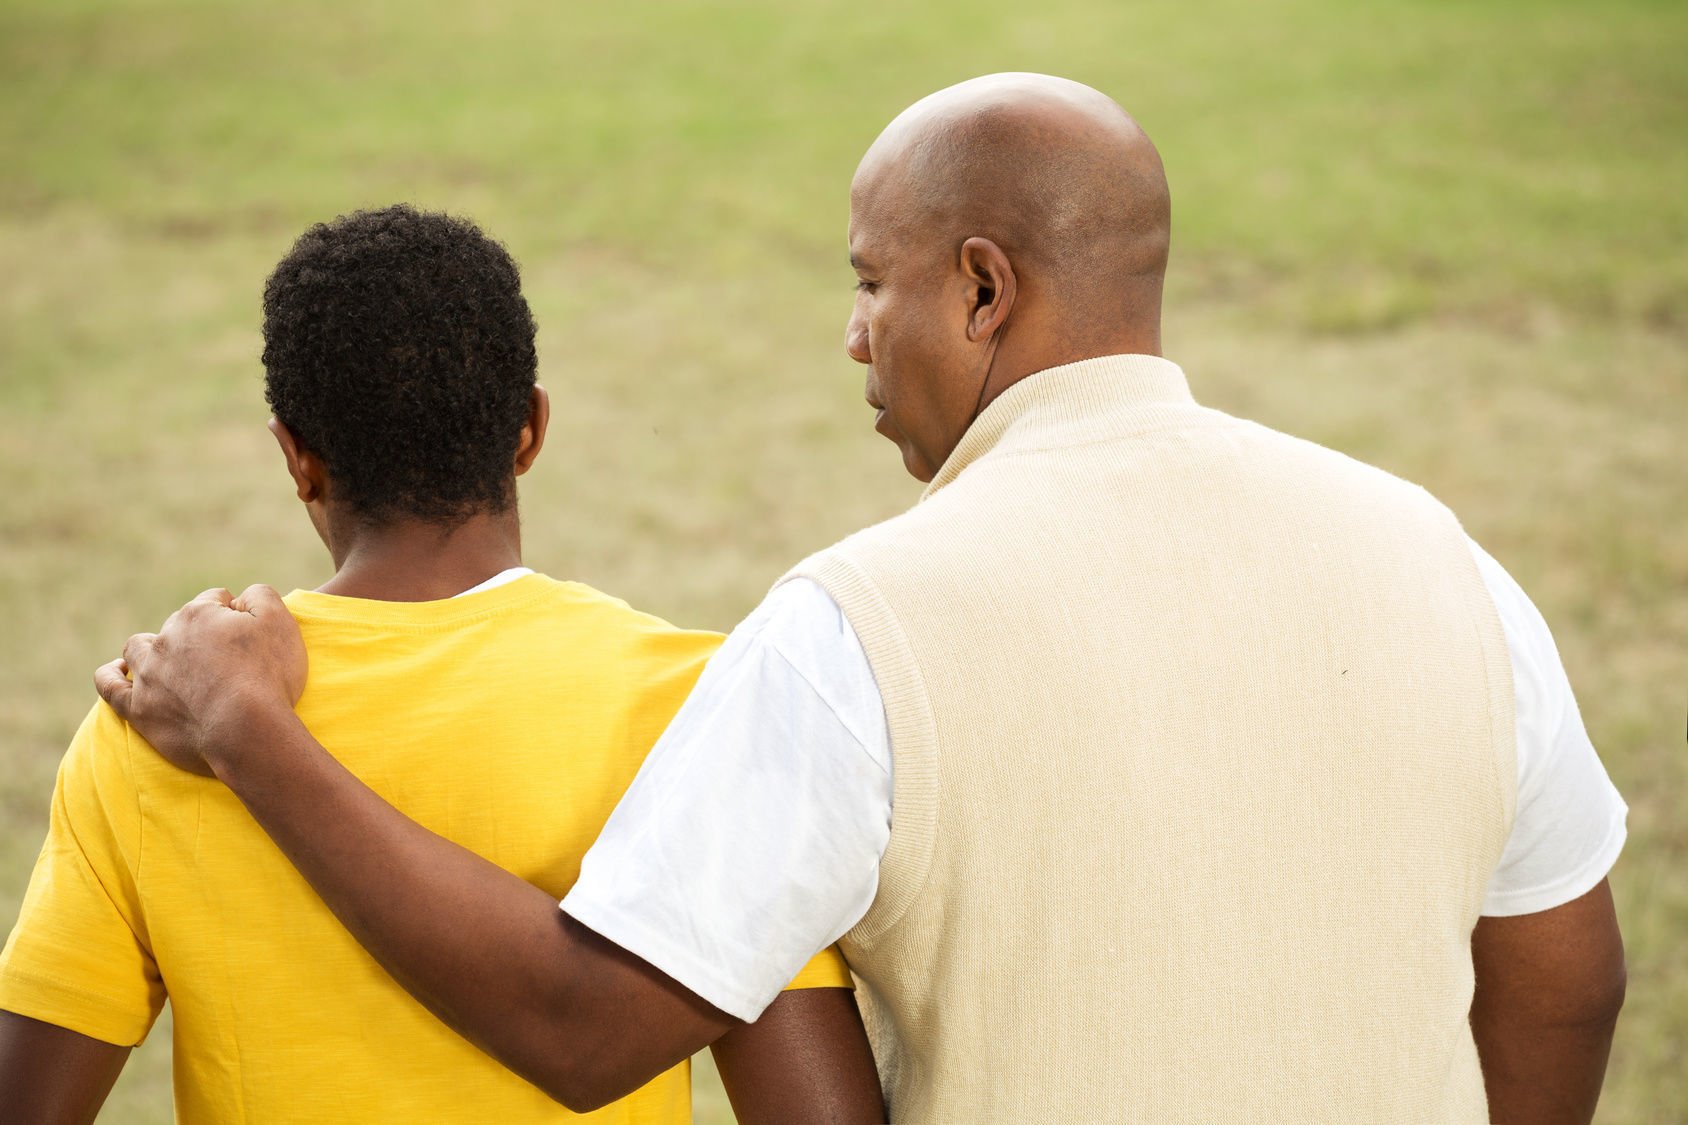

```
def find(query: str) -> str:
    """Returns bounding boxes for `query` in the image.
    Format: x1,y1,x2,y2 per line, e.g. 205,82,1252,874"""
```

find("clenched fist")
95,584,307,776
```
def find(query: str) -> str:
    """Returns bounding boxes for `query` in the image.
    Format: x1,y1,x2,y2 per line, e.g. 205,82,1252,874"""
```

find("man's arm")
95,587,883,1117
712,988,885,1124
131,697,728,1111
0,1011,130,1125
1470,878,1625,1125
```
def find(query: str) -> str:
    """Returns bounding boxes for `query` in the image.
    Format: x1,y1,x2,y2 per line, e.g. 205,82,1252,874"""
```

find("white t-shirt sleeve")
1470,538,1628,917
561,578,892,1022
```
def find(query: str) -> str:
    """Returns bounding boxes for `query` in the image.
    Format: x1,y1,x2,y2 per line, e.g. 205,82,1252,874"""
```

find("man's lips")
865,392,890,435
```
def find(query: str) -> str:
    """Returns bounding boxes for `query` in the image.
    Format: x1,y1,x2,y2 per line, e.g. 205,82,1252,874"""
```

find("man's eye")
855,280,877,293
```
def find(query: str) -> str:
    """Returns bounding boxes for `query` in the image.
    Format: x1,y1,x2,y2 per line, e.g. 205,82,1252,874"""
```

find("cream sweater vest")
782,355,1515,1123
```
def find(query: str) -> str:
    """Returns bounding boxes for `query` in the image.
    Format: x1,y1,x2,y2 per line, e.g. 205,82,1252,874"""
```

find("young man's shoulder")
280,573,720,643
54,699,146,809
526,577,727,695
278,572,725,710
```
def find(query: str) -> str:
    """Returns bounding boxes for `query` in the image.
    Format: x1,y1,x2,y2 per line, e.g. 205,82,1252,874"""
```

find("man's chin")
900,444,937,484
874,417,935,482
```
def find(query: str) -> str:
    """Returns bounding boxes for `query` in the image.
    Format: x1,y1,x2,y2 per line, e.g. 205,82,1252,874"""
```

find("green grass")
1,0,1684,1121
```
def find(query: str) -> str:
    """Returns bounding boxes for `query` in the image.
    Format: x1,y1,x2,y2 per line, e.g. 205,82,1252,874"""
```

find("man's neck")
316,509,524,602
980,319,1161,419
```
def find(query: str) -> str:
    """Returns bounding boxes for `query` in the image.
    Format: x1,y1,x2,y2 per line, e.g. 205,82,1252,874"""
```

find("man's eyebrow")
849,253,874,271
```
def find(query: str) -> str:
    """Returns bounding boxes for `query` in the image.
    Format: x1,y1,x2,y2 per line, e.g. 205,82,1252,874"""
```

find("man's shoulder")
788,412,1471,598
779,503,930,585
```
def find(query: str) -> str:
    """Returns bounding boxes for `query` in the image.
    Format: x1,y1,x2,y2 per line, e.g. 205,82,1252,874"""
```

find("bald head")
845,75,1173,481
854,73,1170,349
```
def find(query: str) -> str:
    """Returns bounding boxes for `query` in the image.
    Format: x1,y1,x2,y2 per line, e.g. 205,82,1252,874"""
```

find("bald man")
94,75,1626,1122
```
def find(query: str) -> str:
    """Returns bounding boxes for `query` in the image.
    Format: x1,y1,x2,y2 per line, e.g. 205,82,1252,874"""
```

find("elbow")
1557,953,1627,1036
544,1059,613,1116
539,1061,635,1116
518,1027,648,1114
547,1081,605,1116
466,998,637,1112
1591,959,1627,1028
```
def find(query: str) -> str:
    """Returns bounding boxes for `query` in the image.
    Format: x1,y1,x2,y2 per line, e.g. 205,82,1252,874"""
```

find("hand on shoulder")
94,584,307,777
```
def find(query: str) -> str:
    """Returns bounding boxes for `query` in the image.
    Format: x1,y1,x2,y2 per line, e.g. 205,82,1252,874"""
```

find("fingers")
233,584,308,706
93,658,133,718
157,587,237,635
232,584,286,616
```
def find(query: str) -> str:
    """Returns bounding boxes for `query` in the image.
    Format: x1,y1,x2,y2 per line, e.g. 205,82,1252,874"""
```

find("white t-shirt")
452,566,535,597
561,539,1627,1022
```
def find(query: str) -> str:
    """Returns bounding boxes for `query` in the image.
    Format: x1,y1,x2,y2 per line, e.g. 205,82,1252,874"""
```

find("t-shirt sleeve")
0,702,164,1046
1470,540,1628,917
562,579,891,1023
783,944,854,992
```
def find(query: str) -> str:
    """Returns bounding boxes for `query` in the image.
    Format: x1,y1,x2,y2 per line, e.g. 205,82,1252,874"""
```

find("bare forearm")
208,709,578,1084
712,988,885,1124
205,707,727,1108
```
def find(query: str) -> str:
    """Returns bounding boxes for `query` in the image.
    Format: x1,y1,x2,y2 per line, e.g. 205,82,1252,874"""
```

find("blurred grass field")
2,0,1684,1120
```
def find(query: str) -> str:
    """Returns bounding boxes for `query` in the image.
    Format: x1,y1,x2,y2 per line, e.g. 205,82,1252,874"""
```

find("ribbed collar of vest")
923,353,1196,500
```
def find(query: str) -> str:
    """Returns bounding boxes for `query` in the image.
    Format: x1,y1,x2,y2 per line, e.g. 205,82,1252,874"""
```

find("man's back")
794,356,1513,1119
1,574,839,1122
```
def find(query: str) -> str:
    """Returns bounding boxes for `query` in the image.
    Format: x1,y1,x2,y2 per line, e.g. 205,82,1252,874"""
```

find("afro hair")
261,204,539,526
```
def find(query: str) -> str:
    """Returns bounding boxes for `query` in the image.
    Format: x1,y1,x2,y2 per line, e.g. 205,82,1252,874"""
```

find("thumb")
94,658,134,720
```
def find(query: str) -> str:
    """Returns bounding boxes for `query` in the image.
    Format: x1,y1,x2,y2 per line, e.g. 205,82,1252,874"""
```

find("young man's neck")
315,508,525,603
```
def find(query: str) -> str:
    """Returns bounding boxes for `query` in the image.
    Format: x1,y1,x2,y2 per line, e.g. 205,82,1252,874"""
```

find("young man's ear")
513,385,550,477
268,418,326,504
959,236,1017,343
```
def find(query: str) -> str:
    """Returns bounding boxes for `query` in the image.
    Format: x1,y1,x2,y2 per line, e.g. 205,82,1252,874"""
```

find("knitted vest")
782,355,1515,1123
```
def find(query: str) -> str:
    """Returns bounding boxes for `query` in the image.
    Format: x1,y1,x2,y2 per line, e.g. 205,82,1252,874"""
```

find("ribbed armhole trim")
1457,522,1520,837
778,554,939,945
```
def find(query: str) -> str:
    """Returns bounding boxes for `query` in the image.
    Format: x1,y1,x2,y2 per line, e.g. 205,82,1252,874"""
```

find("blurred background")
1,0,1683,1119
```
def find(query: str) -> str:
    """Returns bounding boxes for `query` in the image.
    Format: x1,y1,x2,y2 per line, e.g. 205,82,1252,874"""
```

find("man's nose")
844,313,870,365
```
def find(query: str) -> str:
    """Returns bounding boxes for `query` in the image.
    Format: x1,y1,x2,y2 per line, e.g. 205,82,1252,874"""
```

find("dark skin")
93,73,1622,1119
1471,879,1627,1123
0,1014,128,1125
847,74,1168,481
7,384,882,1122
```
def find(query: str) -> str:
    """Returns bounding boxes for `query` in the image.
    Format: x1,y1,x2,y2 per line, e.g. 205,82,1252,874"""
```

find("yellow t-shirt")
0,575,850,1123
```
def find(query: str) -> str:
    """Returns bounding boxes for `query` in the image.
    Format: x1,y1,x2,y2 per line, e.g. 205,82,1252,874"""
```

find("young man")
0,205,881,1123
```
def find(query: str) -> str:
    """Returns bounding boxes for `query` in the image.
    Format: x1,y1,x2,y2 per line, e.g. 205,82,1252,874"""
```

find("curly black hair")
262,204,538,526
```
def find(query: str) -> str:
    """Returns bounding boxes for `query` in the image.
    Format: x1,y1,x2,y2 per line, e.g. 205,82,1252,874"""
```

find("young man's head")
261,205,545,548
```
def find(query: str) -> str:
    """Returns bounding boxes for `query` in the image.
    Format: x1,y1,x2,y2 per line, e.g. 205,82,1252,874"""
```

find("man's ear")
268,418,326,504
959,236,1017,343
513,385,550,477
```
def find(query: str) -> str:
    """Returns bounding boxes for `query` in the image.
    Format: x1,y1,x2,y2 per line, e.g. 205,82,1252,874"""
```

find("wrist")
203,694,306,782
